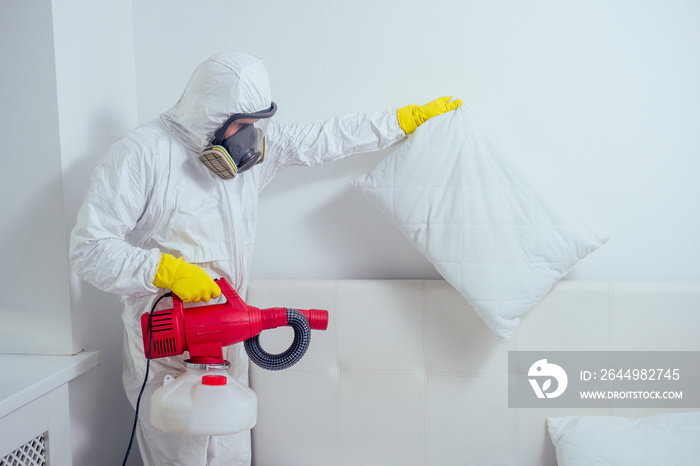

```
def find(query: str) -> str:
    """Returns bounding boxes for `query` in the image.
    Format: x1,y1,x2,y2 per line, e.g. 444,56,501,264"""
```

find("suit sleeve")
256,108,406,188
70,141,162,298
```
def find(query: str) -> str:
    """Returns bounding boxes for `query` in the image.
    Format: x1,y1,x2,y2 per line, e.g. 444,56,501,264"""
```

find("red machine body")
141,278,328,364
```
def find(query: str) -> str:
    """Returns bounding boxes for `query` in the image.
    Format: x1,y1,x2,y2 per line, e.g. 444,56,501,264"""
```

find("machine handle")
169,277,234,307
171,290,184,313
213,277,238,302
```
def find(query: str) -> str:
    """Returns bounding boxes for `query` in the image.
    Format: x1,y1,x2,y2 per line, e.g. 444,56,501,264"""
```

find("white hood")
160,52,273,150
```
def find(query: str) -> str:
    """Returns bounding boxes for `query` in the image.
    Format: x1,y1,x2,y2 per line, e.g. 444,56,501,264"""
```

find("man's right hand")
153,253,221,302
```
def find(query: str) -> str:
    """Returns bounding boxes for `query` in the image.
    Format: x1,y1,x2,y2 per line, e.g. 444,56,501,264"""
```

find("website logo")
528,359,568,399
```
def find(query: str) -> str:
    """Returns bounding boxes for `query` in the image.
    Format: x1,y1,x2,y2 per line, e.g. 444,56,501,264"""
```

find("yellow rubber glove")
153,253,221,302
397,96,463,135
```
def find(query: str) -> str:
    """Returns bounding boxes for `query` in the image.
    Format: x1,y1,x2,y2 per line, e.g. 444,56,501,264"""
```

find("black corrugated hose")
244,308,311,370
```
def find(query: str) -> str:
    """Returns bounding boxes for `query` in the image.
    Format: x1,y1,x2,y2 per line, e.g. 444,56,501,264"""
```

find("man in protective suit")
70,52,461,465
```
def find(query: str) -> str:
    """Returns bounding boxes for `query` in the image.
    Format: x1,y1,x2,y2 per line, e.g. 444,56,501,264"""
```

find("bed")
247,279,700,465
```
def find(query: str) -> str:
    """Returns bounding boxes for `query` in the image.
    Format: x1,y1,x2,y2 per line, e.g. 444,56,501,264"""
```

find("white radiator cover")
0,433,46,466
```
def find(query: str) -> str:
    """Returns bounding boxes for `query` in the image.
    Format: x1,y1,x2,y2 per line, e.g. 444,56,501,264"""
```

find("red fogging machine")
137,277,329,436
141,277,328,370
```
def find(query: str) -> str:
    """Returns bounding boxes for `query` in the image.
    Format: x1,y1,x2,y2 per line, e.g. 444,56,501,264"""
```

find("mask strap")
212,114,241,146
211,102,278,145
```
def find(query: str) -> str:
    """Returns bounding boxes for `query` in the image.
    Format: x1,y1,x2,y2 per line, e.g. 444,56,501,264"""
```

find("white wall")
132,0,700,283
0,0,73,354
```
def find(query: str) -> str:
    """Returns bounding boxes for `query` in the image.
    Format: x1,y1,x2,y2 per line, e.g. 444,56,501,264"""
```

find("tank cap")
202,375,228,386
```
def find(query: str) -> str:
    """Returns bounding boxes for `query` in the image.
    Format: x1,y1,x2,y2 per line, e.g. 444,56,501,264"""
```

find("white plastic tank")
150,360,257,436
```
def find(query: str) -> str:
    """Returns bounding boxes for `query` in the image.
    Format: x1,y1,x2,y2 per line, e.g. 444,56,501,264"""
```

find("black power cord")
122,292,172,466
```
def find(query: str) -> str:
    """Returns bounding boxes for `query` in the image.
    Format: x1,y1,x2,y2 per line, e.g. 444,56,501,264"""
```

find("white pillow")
547,413,700,466
352,106,609,342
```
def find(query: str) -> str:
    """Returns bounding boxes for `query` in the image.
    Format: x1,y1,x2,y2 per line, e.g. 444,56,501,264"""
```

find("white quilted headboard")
246,280,700,466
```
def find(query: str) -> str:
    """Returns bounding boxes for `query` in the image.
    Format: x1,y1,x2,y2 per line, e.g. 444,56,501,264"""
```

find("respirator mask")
199,102,277,179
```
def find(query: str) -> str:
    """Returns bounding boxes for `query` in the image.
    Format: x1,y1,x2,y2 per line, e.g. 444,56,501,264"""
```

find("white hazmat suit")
70,52,405,465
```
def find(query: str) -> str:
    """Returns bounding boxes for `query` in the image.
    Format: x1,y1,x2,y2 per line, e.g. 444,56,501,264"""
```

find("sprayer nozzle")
298,309,329,331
